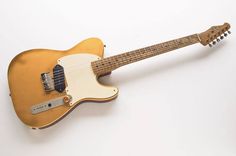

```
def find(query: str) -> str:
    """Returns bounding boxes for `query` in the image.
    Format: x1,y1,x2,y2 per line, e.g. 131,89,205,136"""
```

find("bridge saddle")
41,73,54,92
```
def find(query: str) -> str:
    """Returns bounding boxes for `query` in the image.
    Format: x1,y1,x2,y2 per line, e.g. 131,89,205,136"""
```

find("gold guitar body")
8,38,118,129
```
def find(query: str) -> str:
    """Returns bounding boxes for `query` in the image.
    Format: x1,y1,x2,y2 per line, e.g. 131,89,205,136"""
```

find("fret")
146,46,151,52
171,40,177,49
177,39,184,47
188,36,194,43
166,41,173,50
163,42,169,49
176,39,183,47
170,40,178,49
151,45,156,50
141,48,146,54
91,34,200,76
160,43,164,49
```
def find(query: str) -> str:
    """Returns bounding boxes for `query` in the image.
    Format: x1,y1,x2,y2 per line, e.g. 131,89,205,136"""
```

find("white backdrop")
0,0,236,156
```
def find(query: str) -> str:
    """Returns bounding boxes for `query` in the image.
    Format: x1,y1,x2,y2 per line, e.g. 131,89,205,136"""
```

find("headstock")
198,23,231,47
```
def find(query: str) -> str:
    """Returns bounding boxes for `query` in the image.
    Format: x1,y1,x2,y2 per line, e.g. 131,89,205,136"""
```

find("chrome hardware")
208,30,231,48
31,96,72,114
41,73,54,92
41,64,66,93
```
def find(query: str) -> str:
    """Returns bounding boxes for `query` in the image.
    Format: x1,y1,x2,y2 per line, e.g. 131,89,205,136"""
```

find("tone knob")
63,95,72,105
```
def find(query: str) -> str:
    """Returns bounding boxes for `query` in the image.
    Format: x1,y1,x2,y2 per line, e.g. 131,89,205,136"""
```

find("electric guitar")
8,23,231,129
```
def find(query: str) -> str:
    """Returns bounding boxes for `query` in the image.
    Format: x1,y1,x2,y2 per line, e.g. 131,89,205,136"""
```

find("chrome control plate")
31,97,65,114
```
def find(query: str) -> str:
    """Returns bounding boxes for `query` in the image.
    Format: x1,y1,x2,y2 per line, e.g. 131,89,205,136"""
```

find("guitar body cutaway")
8,38,118,129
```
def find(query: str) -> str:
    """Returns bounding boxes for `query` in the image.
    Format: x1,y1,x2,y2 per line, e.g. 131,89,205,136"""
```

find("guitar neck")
92,34,200,76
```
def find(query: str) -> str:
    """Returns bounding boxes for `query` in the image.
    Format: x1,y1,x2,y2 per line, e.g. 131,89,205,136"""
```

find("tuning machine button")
228,30,231,34
209,43,212,47
216,38,220,42
220,36,224,40
224,33,228,37
212,41,216,45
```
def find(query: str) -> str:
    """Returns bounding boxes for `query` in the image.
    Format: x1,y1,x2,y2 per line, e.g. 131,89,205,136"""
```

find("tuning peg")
209,43,212,47
212,41,216,45
228,30,231,34
224,33,228,37
217,38,220,42
220,36,224,40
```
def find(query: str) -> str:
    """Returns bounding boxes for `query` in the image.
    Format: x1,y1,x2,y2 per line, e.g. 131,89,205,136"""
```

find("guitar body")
8,38,118,129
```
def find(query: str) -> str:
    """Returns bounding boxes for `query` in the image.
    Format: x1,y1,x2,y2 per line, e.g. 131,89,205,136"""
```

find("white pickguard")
58,53,118,106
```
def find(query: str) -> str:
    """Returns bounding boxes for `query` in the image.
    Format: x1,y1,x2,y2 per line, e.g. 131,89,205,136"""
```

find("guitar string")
48,58,131,87
52,38,191,76
52,38,185,71
51,59,132,87
53,37,192,74
54,45,168,75
45,38,195,87
51,54,151,87
52,49,159,77
48,47,178,87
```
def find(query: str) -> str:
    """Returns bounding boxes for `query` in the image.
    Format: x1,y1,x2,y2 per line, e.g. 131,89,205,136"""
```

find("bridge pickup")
53,64,66,93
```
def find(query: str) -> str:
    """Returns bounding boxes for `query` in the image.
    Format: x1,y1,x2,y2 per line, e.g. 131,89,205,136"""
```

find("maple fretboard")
92,34,200,76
